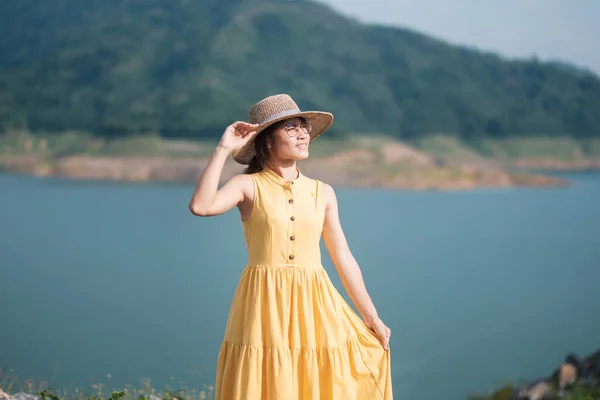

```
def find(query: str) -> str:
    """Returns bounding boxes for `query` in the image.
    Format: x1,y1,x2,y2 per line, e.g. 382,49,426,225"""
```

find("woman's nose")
297,127,309,139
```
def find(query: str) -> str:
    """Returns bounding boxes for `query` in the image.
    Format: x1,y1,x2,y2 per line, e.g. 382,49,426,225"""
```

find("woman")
189,94,393,399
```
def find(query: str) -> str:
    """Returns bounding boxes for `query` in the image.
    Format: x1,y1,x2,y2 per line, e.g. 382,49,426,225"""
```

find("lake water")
1,171,599,399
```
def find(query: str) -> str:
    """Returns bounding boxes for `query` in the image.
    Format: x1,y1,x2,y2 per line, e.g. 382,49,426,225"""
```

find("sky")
317,0,600,74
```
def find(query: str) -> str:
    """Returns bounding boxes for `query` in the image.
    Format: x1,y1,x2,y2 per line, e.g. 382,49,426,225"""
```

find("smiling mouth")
296,143,308,148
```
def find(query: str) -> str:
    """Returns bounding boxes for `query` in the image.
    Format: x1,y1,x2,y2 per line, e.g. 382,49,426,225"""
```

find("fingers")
378,325,391,351
233,121,259,132
230,122,259,139
242,129,258,142
383,328,391,351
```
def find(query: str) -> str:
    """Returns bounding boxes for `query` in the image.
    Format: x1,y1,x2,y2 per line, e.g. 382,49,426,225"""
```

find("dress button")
290,236,295,241
289,254,295,260
290,216,295,221
291,181,294,185
288,199,294,204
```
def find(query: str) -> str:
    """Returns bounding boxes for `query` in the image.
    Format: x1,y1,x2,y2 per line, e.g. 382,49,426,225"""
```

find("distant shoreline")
0,153,576,190
3,133,599,190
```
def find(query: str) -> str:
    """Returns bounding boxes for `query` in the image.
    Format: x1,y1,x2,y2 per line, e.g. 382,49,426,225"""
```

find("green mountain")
1,0,599,140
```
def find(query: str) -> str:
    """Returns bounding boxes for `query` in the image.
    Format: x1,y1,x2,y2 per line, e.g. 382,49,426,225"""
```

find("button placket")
285,182,296,263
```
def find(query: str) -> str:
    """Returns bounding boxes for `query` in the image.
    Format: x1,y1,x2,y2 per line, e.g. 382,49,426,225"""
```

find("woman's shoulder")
226,173,255,195
302,174,335,199
228,173,255,184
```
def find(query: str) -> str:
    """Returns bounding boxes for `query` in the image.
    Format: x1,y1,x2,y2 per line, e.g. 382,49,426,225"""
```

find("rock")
320,149,376,167
516,379,553,400
380,143,432,165
11,393,38,400
580,348,600,384
512,158,600,170
0,150,574,190
548,353,580,394
0,389,12,400
471,348,600,400
559,354,580,391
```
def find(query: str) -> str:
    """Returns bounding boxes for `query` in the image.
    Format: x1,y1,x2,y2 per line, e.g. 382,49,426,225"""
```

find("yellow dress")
215,167,393,400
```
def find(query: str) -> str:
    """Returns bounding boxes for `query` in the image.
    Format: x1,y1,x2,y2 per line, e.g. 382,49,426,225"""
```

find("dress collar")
262,166,304,187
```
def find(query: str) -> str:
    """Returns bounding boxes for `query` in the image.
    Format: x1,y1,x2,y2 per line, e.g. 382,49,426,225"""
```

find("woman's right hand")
218,121,259,153
366,316,392,351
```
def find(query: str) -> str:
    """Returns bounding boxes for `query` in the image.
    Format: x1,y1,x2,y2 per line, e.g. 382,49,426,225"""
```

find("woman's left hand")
366,317,392,351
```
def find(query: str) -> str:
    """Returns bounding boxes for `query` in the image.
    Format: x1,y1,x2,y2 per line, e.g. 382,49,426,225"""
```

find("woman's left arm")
321,183,391,350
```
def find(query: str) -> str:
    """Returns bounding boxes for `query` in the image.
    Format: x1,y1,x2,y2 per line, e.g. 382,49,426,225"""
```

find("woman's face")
268,117,311,163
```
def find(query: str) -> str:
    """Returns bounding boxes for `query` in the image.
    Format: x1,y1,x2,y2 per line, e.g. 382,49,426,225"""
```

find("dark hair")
244,124,277,174
243,117,307,174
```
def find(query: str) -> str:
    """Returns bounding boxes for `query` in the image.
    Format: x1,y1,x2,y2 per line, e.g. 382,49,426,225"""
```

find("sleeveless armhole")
314,180,327,238
241,173,258,225
316,179,327,215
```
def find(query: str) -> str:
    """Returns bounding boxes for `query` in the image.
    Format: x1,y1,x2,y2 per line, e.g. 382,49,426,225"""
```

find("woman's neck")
266,162,299,180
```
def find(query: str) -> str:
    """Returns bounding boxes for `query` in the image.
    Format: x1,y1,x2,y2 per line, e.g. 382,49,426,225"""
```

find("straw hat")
232,94,334,164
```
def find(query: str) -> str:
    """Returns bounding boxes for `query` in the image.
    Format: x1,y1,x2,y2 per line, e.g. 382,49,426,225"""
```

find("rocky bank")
0,150,569,190
470,348,600,400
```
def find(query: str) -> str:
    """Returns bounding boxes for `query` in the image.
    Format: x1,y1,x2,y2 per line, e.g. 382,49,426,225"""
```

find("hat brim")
232,110,334,165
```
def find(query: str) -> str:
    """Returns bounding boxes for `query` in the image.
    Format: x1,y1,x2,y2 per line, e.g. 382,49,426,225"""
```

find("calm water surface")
1,171,599,399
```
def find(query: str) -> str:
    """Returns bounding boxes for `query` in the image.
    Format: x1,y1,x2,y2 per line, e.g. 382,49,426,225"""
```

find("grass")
468,381,600,400
472,137,600,162
0,368,215,400
4,372,599,400
408,134,486,162
3,130,600,163
0,131,403,165
580,138,600,157
407,134,600,163
486,137,587,160
0,131,217,160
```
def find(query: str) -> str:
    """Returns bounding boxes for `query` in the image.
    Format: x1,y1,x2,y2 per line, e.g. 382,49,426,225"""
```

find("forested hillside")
1,0,599,139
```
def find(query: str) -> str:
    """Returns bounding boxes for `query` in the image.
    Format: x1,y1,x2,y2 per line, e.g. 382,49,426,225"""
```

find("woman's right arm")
188,121,258,217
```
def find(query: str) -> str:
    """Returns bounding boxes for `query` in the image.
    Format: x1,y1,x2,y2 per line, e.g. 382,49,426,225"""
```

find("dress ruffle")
215,265,392,400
